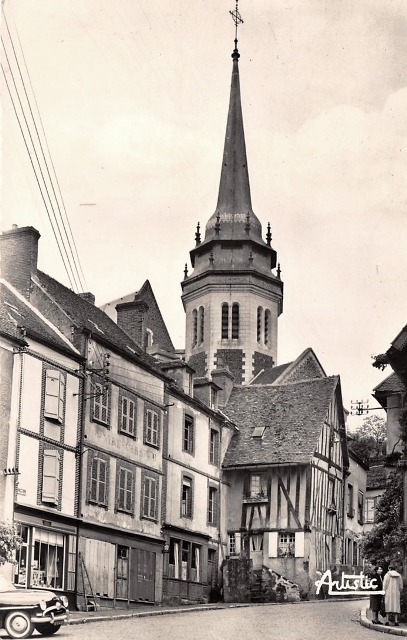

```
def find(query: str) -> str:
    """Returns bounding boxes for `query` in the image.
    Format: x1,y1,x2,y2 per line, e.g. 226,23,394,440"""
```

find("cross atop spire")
229,1,243,59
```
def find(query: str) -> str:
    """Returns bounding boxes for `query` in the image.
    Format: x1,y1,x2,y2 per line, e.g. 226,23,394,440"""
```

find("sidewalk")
361,607,407,636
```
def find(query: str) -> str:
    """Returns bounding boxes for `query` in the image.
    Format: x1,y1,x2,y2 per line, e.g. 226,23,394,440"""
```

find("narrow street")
44,600,373,640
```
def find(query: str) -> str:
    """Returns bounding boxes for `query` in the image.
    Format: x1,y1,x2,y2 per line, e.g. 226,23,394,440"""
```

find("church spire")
205,2,262,241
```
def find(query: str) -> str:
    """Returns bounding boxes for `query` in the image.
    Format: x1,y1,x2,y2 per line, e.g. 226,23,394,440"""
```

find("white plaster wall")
16,434,39,505
64,374,80,448
20,355,42,434
61,450,76,515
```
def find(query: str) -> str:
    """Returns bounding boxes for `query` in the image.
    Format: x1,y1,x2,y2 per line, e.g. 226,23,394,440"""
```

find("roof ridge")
2,278,80,354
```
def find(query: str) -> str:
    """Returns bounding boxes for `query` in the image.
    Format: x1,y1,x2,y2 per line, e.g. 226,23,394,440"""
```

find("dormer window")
252,426,266,438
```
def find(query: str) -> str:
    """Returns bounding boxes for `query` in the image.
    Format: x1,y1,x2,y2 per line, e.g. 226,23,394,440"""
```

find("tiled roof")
373,373,404,395
0,282,78,354
366,464,387,490
252,362,292,385
33,271,164,372
222,376,339,467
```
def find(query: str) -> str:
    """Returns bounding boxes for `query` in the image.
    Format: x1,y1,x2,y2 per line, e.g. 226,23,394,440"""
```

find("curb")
67,596,369,626
360,607,407,636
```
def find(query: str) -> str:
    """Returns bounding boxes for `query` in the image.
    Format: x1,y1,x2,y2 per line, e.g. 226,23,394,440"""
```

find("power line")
1,5,87,292
1,62,77,291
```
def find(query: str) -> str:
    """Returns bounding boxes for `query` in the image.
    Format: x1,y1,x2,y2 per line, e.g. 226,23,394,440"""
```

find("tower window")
221,303,229,339
192,309,198,347
199,306,204,344
232,303,239,339
264,309,271,346
257,307,263,343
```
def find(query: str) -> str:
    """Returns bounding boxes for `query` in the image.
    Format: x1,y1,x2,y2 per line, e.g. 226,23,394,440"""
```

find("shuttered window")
92,382,109,425
117,467,134,513
44,370,65,423
142,474,158,520
120,396,136,436
144,407,159,447
42,449,60,504
89,456,108,506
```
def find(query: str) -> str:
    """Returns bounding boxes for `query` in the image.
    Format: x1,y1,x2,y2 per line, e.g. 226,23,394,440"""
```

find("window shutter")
268,531,278,557
99,459,107,505
42,449,60,503
295,531,305,557
44,370,64,422
118,468,126,510
154,478,159,519
90,455,97,502
153,412,159,446
235,532,241,554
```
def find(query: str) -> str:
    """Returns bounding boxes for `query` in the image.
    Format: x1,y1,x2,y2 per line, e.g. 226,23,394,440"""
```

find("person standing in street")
383,564,403,626
369,566,384,624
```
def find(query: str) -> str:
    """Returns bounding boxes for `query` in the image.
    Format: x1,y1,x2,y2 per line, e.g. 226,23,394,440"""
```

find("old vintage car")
0,576,69,638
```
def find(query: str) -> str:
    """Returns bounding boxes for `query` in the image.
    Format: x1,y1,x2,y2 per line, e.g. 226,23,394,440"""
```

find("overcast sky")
2,0,407,430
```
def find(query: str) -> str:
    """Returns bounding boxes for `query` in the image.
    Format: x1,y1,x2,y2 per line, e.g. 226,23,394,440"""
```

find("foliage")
0,522,21,566
348,415,386,463
361,469,407,569
399,409,407,453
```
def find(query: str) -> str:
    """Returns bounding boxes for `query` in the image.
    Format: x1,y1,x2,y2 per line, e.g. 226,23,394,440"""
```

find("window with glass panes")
89,456,108,506
209,429,219,465
208,486,217,525
92,381,109,424
181,476,193,518
142,473,158,520
120,395,136,436
144,407,159,447
278,531,295,557
183,414,194,454
117,467,134,513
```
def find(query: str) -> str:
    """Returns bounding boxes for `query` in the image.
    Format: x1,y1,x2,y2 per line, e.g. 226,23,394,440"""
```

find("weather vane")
229,0,244,46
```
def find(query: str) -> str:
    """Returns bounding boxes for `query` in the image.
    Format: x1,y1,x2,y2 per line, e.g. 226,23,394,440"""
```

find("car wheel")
4,610,35,639
34,623,62,636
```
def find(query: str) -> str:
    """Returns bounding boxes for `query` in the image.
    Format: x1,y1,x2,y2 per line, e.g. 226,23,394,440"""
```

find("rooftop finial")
230,0,243,59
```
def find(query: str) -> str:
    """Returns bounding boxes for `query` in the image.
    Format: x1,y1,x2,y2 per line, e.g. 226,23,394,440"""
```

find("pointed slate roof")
222,376,340,468
0,280,80,356
32,271,165,373
100,280,174,353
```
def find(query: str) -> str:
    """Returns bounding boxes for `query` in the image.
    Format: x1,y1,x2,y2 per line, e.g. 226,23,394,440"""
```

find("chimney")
116,300,149,348
211,366,235,408
78,292,96,305
0,225,40,299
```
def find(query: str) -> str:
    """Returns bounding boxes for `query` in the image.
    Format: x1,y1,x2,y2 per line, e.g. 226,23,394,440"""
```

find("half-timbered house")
221,349,349,600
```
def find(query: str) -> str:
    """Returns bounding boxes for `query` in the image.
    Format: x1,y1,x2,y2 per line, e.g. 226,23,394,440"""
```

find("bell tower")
181,5,283,385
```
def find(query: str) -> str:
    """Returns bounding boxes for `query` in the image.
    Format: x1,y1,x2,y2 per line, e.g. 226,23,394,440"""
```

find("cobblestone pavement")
26,599,374,640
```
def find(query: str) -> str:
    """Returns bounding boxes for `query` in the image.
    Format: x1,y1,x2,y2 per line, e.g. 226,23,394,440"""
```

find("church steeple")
181,5,283,385
204,10,262,243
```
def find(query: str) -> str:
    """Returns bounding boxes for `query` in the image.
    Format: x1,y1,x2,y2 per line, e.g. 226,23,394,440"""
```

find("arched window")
257,307,263,343
221,303,229,339
192,309,198,347
264,309,271,346
232,303,239,339
199,306,204,345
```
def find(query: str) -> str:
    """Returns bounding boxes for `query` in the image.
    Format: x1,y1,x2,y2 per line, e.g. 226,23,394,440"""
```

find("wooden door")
130,548,156,602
